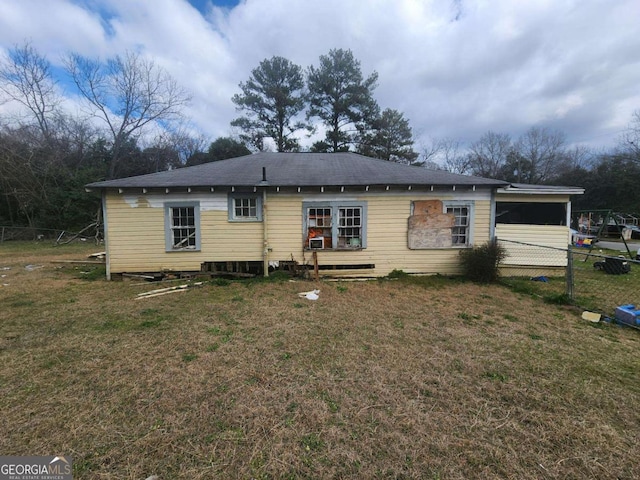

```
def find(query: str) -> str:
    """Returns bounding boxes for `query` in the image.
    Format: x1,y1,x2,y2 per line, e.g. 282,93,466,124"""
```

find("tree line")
0,43,201,231
0,42,639,232
422,115,640,214
229,49,418,163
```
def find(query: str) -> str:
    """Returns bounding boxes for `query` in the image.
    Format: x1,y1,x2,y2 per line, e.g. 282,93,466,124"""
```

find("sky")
0,0,639,155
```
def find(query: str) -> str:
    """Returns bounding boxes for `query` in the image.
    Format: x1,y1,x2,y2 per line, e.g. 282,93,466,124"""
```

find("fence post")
566,244,574,301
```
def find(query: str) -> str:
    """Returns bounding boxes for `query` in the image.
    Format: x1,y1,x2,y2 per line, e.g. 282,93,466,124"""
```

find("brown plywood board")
412,200,443,216
408,200,455,249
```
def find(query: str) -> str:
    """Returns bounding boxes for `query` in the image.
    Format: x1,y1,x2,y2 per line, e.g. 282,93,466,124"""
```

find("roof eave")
86,181,506,191
497,185,585,195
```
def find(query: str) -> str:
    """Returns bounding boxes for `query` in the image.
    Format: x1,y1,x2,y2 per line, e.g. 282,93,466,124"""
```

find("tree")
231,56,309,152
0,41,108,230
186,137,251,166
141,144,181,173
0,121,103,230
207,137,251,161
0,125,44,229
554,145,593,180
0,42,60,141
468,131,512,178
161,127,209,166
620,110,640,161
65,51,191,179
307,48,379,152
559,152,640,212
357,108,418,164
497,149,532,183
513,127,566,184
421,137,469,173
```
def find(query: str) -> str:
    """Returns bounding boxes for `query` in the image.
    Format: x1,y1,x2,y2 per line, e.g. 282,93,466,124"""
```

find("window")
228,194,262,221
338,207,362,248
495,202,566,225
307,207,333,248
304,202,367,250
444,202,473,246
165,202,201,251
235,197,257,218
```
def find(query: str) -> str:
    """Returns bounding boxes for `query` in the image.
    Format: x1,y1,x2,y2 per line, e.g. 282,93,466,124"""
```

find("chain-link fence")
498,239,640,317
0,226,63,242
0,225,102,244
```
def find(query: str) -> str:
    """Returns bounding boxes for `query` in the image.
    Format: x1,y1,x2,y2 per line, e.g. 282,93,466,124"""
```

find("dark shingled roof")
86,152,508,189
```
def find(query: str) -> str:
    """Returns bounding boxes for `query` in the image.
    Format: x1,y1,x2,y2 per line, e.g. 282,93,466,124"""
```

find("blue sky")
0,0,639,155
187,0,240,13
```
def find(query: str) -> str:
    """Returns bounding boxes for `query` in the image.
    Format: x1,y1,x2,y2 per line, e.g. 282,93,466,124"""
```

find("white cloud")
0,0,107,60
0,0,638,151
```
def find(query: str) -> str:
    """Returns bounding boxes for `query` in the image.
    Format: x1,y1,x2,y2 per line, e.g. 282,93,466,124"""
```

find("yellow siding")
105,192,263,274
104,190,492,277
266,194,491,277
495,224,569,267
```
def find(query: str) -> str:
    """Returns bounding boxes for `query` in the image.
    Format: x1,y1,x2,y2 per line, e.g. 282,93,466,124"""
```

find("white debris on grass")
25,264,45,271
298,289,320,300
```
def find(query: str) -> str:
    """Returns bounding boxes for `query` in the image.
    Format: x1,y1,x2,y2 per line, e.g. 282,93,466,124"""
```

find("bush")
387,269,409,279
459,240,506,283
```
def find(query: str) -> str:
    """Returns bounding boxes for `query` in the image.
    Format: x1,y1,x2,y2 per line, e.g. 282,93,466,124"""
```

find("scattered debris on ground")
581,311,601,323
52,259,105,265
24,264,44,271
615,304,640,327
298,289,320,300
136,282,203,300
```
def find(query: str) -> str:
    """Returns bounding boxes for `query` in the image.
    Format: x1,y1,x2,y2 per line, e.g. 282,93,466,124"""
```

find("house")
85,152,583,280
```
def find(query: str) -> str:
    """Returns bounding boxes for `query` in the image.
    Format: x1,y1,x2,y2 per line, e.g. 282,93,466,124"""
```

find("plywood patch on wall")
408,200,454,249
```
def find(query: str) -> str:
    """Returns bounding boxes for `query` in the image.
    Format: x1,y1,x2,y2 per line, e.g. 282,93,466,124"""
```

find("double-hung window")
228,194,262,222
444,202,472,246
165,202,201,251
304,202,367,250
338,207,363,248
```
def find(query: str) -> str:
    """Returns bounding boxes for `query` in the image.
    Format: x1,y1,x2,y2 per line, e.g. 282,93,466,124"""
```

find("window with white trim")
228,194,262,221
444,202,472,246
165,202,201,251
304,202,367,250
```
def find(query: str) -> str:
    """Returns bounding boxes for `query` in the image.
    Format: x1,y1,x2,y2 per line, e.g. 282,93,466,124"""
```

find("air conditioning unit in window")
309,237,324,249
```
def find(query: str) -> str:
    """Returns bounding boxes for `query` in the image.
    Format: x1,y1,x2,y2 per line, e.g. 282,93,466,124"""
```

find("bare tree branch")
65,51,191,178
0,42,61,141
468,131,512,178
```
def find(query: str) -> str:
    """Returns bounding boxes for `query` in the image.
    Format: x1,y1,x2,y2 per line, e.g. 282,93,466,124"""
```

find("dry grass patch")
1,243,639,479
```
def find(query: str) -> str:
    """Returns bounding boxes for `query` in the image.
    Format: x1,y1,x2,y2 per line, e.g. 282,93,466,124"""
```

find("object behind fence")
497,239,640,317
